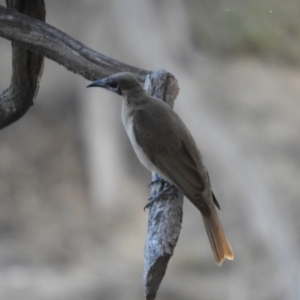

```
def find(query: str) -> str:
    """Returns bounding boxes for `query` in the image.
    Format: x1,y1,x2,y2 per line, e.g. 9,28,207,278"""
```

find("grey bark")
0,2,149,128
0,3,182,299
143,70,183,300
0,0,45,129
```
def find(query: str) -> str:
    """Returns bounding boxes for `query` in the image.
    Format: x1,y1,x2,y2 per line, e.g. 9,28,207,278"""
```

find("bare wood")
0,5,183,299
0,0,45,129
0,4,149,82
143,70,183,300
0,3,150,128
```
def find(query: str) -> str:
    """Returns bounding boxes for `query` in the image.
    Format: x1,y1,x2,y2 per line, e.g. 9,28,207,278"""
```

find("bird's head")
87,72,142,96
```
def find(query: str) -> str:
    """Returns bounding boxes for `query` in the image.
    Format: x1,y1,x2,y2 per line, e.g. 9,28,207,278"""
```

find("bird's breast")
123,114,158,173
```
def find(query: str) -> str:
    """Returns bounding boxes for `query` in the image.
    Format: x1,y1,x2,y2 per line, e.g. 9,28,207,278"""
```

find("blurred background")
0,0,300,299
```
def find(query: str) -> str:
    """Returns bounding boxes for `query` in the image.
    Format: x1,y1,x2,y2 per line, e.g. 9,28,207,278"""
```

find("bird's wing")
133,107,206,199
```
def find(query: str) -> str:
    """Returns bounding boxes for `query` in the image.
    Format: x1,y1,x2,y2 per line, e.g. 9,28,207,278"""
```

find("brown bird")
87,72,234,265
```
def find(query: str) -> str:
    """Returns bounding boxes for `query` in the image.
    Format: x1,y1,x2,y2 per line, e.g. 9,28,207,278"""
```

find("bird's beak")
86,78,106,88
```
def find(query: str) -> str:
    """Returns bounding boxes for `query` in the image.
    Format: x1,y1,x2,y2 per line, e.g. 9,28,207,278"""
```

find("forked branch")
0,3,182,299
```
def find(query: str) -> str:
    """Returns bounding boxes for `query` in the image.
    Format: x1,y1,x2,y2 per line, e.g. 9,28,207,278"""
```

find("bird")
87,72,234,265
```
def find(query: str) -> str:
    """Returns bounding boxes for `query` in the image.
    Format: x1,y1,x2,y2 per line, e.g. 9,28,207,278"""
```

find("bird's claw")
144,198,157,210
148,178,165,188
144,184,178,210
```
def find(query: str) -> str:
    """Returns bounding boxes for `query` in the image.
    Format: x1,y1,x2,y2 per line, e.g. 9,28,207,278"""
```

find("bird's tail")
202,206,234,265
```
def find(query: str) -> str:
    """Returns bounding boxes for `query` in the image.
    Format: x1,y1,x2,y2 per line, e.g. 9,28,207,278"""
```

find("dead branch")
0,0,45,128
0,2,149,128
143,70,183,300
0,4,183,299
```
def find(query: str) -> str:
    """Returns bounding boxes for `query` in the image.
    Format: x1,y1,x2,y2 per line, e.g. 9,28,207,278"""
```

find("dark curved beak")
86,79,106,88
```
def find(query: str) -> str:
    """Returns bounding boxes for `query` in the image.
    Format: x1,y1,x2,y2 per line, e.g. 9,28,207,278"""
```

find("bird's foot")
148,178,163,188
144,182,177,210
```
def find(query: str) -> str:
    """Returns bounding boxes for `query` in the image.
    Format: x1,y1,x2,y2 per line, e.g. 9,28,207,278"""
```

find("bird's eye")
109,81,118,89
107,80,122,95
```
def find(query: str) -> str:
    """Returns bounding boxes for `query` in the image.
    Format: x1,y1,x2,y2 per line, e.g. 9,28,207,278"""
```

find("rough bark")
0,0,45,129
143,70,183,300
0,3,149,128
0,5,183,300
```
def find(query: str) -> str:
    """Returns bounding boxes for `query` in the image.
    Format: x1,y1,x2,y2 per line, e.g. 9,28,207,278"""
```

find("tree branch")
0,4,149,82
0,5,183,299
0,3,150,128
0,0,45,129
143,70,183,300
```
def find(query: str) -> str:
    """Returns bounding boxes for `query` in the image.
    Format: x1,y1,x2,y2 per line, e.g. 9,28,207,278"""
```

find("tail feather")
202,206,234,265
